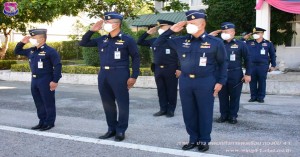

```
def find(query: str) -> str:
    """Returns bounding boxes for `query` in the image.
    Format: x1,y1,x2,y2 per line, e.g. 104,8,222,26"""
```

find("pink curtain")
256,0,300,14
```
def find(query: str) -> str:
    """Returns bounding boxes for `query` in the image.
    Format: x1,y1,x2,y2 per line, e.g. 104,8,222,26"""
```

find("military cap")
221,22,235,30
104,12,123,21
29,29,47,36
253,27,266,33
157,19,175,26
185,10,206,21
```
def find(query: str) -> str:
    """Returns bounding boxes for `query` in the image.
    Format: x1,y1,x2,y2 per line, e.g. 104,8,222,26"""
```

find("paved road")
0,80,299,157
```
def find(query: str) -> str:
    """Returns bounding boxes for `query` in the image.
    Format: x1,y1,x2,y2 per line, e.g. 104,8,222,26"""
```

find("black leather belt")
252,62,268,66
227,67,242,71
32,73,52,78
101,66,127,70
155,64,177,69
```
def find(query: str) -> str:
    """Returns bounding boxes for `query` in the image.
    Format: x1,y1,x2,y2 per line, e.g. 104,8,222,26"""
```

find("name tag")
38,59,43,69
261,48,266,55
199,53,207,66
230,51,236,61
114,50,121,59
165,49,170,54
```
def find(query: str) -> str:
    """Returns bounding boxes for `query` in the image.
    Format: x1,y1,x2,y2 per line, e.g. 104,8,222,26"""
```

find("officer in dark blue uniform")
79,12,140,142
212,22,252,124
245,27,276,103
153,10,228,152
137,19,180,117
14,29,62,131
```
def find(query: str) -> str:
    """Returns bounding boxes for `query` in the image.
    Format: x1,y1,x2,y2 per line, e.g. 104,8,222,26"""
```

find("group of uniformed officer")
14,10,276,153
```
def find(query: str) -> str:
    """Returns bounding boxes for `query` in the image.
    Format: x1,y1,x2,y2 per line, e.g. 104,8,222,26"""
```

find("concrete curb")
1,70,299,95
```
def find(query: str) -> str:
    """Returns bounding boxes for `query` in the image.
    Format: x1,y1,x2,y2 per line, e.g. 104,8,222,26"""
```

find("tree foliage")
203,0,296,45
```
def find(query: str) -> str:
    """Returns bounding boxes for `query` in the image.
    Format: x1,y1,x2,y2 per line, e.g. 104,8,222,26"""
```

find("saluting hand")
147,27,157,35
170,21,186,33
127,78,136,90
213,83,223,97
209,30,222,37
21,36,31,44
50,81,58,91
243,33,252,40
90,20,104,32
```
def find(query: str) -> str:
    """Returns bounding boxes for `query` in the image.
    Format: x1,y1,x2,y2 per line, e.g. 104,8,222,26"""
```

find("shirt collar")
190,32,207,41
108,31,123,39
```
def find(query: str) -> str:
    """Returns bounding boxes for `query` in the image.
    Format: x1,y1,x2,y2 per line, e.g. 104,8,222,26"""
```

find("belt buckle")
104,66,110,70
189,74,195,79
32,75,36,78
160,65,164,68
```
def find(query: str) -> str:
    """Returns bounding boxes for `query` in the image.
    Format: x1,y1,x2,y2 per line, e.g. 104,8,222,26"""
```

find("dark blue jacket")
137,32,179,69
153,29,228,85
79,31,140,79
14,43,62,83
224,39,252,75
246,39,276,67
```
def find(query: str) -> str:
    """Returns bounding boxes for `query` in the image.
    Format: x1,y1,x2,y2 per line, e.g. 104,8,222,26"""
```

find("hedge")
10,63,154,76
4,40,82,60
0,60,17,70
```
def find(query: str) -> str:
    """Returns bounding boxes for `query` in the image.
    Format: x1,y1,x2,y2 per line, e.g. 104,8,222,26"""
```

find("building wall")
276,46,300,70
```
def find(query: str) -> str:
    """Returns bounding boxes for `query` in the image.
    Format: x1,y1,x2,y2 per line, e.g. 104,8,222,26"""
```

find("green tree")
0,0,87,59
203,0,296,45
84,0,189,18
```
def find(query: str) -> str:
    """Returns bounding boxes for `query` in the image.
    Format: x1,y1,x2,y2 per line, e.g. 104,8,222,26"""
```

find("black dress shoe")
39,125,54,131
182,143,197,150
114,133,125,142
228,117,238,124
31,124,43,130
248,98,257,102
198,143,209,152
99,131,116,139
216,116,228,123
257,99,264,103
166,111,174,117
153,111,167,117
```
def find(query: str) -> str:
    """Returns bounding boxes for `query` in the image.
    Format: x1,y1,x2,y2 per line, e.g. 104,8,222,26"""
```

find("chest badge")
262,43,268,46
251,42,255,46
231,44,239,48
182,39,191,48
38,51,46,56
115,39,125,45
200,42,211,48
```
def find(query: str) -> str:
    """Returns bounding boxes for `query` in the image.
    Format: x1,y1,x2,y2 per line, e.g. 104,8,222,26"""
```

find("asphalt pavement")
0,80,299,157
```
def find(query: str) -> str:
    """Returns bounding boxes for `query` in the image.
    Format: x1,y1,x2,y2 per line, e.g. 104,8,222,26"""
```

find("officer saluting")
245,27,276,103
213,22,252,124
137,19,180,117
79,12,140,142
14,29,62,131
154,10,228,152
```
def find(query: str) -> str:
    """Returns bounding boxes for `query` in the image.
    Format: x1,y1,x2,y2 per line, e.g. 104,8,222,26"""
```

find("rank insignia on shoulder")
200,42,211,48
262,43,268,46
231,44,238,48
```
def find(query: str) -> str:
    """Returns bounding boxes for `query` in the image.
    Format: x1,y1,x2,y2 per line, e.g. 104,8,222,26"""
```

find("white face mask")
158,28,165,35
103,23,115,33
29,38,39,46
253,34,260,39
186,24,199,34
221,33,231,40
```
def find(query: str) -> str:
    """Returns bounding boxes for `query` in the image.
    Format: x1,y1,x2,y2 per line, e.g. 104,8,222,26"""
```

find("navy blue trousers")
218,70,243,118
154,65,178,113
31,75,56,126
179,75,216,143
250,65,269,100
98,69,130,134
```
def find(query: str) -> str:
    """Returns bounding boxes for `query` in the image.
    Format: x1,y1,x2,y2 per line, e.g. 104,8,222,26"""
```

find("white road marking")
0,125,228,157
0,86,16,90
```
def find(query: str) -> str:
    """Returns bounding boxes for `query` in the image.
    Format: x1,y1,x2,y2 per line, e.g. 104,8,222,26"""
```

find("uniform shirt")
14,43,62,83
79,31,140,79
137,32,179,68
224,39,252,75
154,29,228,85
246,39,276,67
